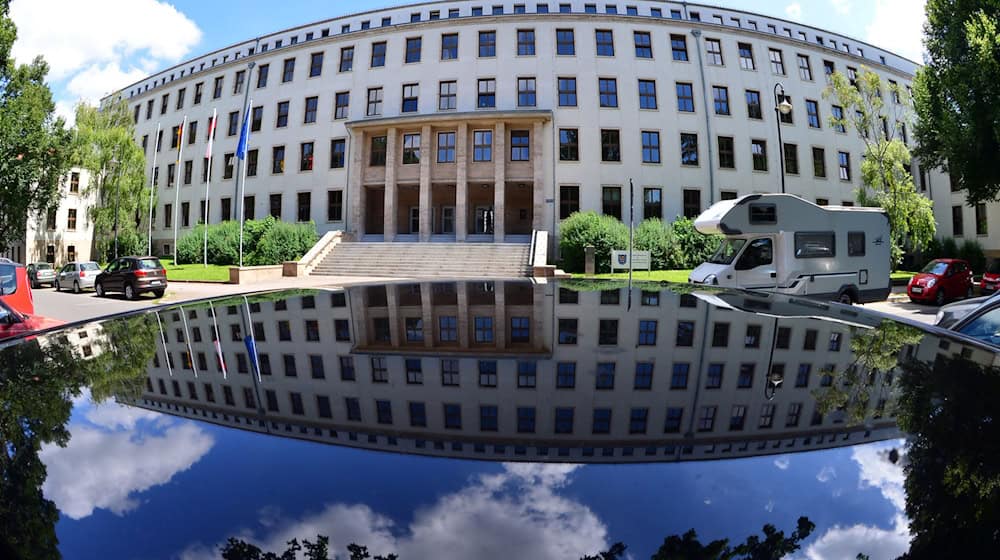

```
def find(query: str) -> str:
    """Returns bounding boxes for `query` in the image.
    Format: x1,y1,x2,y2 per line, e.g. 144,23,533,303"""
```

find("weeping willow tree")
74,100,151,262
824,67,936,268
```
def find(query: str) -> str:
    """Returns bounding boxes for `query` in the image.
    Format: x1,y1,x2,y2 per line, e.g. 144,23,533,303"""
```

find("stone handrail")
283,230,343,277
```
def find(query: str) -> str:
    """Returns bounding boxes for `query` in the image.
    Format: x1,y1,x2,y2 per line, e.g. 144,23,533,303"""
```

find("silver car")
55,261,101,293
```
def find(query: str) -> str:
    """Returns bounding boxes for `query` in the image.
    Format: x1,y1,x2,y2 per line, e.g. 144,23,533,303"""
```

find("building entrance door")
441,207,455,234
474,206,494,234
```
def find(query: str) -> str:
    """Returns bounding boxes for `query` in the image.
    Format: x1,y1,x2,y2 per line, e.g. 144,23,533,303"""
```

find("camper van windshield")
709,239,747,264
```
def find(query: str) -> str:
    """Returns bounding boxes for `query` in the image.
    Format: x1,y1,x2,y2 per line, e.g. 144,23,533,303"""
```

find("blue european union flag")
236,105,252,160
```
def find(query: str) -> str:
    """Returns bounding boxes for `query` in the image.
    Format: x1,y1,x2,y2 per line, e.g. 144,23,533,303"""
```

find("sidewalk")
159,274,403,303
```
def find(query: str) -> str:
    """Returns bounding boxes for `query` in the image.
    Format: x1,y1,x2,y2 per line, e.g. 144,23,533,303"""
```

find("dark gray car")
26,262,56,288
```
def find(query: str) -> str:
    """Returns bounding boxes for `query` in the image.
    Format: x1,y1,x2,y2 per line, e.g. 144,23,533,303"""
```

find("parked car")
95,256,168,300
0,257,35,315
0,298,63,340
936,291,1000,329
27,262,57,288
907,258,974,305
981,261,1000,296
938,293,1000,348
55,261,101,293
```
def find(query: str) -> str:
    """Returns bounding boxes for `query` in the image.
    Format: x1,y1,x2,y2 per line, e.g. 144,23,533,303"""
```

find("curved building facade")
108,1,953,255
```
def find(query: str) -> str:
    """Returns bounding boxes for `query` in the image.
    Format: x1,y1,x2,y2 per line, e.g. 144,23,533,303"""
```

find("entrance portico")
348,111,550,242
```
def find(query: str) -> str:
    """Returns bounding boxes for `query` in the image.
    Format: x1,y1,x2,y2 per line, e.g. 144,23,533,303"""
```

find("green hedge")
175,217,318,266
558,212,723,273
917,236,986,274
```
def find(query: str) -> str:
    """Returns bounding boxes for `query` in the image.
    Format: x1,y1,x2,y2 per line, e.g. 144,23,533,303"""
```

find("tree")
0,0,72,252
647,517,815,560
824,67,936,267
73,101,151,262
218,537,398,560
913,0,1000,204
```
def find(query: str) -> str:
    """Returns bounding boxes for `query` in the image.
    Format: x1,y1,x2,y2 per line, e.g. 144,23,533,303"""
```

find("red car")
908,258,974,305
0,257,34,315
0,298,63,341
981,261,1000,296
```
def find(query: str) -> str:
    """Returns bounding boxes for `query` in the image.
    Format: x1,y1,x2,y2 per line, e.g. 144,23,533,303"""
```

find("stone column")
384,127,398,241
419,125,432,242
494,280,506,350
456,123,468,241
457,281,470,349
349,129,365,236
532,283,546,351
420,282,434,348
532,121,545,232
493,122,506,242
386,284,401,347
351,287,369,347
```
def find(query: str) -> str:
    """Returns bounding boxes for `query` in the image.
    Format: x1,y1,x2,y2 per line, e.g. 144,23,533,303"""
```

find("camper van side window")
794,232,836,258
848,231,865,256
748,203,776,224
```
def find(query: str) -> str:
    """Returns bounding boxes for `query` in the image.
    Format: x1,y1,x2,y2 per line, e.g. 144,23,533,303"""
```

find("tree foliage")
73,100,150,262
824,67,935,267
218,537,398,560
913,0,1000,203
0,0,73,252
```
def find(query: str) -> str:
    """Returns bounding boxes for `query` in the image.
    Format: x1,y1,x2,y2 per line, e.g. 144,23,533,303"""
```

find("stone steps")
311,242,533,278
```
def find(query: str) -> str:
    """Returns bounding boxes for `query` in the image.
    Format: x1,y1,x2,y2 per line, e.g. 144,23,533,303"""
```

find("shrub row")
558,212,722,273
917,237,987,274
174,217,318,266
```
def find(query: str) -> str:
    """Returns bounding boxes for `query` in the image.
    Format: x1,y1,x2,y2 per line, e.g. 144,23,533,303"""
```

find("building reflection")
125,280,915,463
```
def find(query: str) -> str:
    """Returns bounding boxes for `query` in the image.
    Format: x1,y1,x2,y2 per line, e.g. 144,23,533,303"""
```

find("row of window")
952,203,990,237
158,190,343,229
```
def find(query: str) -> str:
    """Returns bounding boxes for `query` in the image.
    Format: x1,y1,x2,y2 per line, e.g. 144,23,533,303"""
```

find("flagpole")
173,115,188,264
237,99,253,268
154,311,172,377
179,304,198,379
147,122,161,256
209,301,227,379
627,178,634,311
204,108,217,267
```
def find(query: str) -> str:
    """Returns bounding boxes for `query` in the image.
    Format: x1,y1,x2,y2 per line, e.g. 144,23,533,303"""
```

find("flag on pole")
236,104,252,160
209,302,228,378
205,110,217,159
175,120,186,165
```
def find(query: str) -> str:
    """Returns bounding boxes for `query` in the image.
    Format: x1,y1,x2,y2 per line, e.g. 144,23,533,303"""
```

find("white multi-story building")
2,168,97,265
105,1,975,257
127,281,902,462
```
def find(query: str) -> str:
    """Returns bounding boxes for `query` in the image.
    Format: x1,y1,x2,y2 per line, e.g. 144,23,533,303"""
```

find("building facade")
2,169,97,265
107,0,958,256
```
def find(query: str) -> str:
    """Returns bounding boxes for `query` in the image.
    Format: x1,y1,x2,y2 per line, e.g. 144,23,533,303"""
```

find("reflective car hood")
910,272,941,286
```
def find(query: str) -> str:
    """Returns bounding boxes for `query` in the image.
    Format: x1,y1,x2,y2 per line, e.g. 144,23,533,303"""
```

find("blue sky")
8,0,925,125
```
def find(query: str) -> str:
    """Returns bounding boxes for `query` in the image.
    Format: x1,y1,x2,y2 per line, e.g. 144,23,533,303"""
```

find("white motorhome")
688,194,891,304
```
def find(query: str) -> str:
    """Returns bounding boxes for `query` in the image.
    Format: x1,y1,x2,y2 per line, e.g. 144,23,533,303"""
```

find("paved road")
861,298,938,325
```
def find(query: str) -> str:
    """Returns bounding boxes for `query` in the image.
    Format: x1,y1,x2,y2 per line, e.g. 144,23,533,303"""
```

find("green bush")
98,229,148,262
670,217,723,269
634,218,678,270
940,237,959,259
175,217,318,266
958,239,987,274
558,212,628,273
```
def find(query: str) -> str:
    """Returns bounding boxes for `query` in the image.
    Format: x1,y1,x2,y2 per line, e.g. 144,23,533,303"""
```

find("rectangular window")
706,363,724,388
682,189,701,218
601,130,621,162
635,31,653,58
769,48,785,74
680,133,698,166
473,130,492,161
838,152,851,180
327,138,346,169
718,136,735,169
638,79,657,109
370,136,387,166
794,232,836,258
751,139,768,171
602,186,621,218
558,77,577,106
746,90,762,119
282,58,295,82
441,33,458,60
641,131,660,163
643,187,662,219
832,105,846,132
517,29,536,55
303,96,318,123
671,363,689,389
812,147,826,177
592,408,611,433
670,34,688,61
478,360,497,386
598,78,618,108
559,128,579,161
310,51,325,76
698,406,717,432
437,131,456,163
784,143,799,174
331,92,349,120
250,106,263,132
479,31,496,57
367,87,383,116
477,78,496,108
805,99,821,128
664,407,683,433
335,46,356,72
713,86,730,115
676,82,694,112
402,133,421,164
559,185,580,219
798,54,813,80
676,320,695,346
976,203,988,235
598,319,618,346
401,83,419,112
510,130,530,161
276,101,289,128
556,29,575,55
405,37,422,63
269,193,282,218
738,42,755,70
474,317,494,343
517,77,536,107
438,80,457,110
296,192,311,221
324,190,343,222
638,320,657,345
705,38,723,65
595,29,614,56
272,146,285,173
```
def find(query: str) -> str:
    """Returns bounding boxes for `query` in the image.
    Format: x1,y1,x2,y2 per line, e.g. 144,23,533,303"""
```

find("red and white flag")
205,108,217,159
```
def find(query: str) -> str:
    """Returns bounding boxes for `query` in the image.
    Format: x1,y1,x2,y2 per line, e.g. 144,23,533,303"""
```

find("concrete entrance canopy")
347,110,552,242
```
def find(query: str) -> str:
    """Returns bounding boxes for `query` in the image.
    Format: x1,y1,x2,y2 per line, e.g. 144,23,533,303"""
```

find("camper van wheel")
837,291,854,305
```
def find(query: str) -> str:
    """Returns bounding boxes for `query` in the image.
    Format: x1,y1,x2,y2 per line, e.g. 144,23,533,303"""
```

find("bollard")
584,245,595,276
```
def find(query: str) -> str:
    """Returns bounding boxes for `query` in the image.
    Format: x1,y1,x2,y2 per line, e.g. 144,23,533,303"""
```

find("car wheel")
837,291,853,305
55,280,61,292
95,281,105,297
124,283,136,300
153,289,165,298
73,281,81,294
935,289,946,306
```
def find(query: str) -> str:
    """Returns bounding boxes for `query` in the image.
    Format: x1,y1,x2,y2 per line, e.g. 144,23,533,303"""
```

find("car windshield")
36,263,52,270
921,261,949,275
80,262,101,271
138,258,162,270
708,238,746,265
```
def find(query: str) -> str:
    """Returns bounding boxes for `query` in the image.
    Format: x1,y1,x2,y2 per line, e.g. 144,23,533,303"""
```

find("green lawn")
159,259,231,282
570,270,693,283
891,271,918,281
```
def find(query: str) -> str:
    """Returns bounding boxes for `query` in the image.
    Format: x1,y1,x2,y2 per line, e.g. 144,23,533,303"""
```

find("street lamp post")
773,83,793,194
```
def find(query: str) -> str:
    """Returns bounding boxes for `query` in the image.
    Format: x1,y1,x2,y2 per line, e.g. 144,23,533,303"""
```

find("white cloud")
774,457,791,470
84,400,162,430
803,442,911,560
865,0,927,63
816,466,837,483
830,0,853,15
764,499,775,513
40,422,213,519
785,2,803,20
180,463,609,560
65,62,148,105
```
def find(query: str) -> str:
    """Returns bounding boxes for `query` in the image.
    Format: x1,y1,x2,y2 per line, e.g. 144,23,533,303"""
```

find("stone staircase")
310,242,534,278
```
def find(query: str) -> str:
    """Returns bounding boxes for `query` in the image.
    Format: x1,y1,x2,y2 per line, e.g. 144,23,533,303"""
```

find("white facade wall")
2,168,97,265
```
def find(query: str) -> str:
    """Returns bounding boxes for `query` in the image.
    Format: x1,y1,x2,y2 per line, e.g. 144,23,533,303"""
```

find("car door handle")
770,272,777,278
